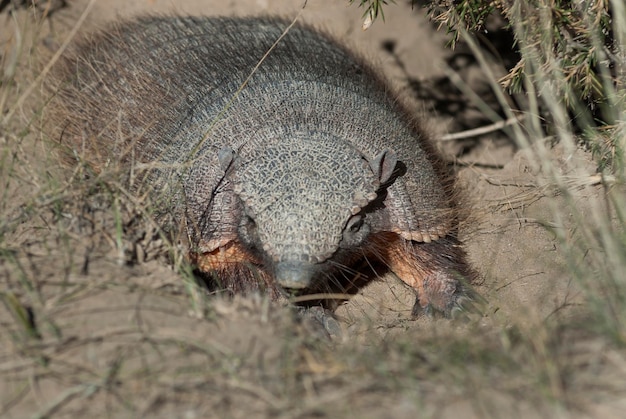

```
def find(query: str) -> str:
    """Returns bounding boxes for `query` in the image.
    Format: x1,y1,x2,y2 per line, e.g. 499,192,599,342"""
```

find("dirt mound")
2,1,625,418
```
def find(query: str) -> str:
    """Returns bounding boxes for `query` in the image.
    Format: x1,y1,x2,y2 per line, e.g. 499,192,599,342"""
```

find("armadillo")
51,15,478,316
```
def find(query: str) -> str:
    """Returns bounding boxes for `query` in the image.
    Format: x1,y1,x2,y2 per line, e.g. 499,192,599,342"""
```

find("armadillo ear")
218,147,236,172
371,149,398,185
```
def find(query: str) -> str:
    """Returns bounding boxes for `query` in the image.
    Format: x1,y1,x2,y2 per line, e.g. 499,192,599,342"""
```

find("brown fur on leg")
190,241,282,299
371,232,477,317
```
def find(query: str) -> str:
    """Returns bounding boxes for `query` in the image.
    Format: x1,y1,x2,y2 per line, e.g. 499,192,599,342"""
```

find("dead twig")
440,114,526,141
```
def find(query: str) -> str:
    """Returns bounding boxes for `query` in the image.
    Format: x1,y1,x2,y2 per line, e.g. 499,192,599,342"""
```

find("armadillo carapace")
52,16,477,316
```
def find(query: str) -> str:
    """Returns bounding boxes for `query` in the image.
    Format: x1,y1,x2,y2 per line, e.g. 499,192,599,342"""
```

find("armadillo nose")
275,262,314,289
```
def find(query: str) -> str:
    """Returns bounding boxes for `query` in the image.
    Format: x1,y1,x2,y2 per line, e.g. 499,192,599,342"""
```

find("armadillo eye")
346,215,363,233
245,215,257,231
340,214,369,249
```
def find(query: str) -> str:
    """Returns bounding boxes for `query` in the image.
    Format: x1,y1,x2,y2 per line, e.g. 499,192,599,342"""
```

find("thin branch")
440,114,526,141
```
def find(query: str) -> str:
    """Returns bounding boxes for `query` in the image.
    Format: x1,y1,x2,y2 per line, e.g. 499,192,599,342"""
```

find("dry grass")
1,2,626,418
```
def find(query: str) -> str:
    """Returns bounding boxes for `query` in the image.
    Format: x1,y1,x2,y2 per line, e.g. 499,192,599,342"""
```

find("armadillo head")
219,133,396,290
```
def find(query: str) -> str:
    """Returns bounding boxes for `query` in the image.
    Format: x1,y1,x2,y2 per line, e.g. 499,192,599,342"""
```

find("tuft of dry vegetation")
356,0,625,167
1,0,626,417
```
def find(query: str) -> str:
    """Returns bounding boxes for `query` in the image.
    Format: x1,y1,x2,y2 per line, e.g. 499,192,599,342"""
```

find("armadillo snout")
275,261,316,289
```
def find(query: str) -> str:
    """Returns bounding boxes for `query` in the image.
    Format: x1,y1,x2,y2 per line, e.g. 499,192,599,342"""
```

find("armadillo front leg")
382,234,476,317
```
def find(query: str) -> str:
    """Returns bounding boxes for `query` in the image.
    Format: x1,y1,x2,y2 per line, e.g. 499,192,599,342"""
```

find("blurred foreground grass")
0,1,625,417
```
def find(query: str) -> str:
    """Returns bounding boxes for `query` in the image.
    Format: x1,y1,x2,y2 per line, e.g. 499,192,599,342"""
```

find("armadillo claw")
411,280,484,320
297,306,343,340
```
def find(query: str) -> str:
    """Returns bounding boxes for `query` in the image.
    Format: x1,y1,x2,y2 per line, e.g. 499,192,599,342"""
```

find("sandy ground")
1,0,623,417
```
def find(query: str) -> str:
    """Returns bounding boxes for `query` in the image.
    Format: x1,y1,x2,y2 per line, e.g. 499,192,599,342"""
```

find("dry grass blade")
2,0,626,418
